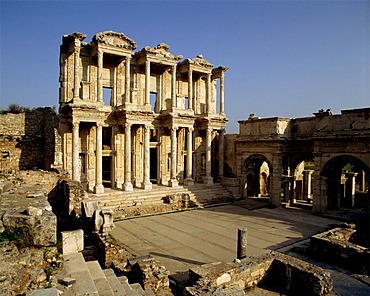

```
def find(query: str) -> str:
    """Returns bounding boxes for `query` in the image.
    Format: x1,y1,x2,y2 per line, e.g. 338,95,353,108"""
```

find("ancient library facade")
59,31,228,193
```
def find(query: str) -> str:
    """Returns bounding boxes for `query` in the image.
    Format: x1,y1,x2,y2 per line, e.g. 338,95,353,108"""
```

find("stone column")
204,127,213,184
141,125,152,190
169,127,179,187
94,124,104,194
219,71,225,115
345,172,358,207
171,64,177,108
72,122,80,181
206,73,211,114
124,123,133,191
184,127,194,186
145,60,150,106
188,69,193,111
97,49,103,102
125,56,131,104
73,44,81,100
303,170,314,202
219,129,225,178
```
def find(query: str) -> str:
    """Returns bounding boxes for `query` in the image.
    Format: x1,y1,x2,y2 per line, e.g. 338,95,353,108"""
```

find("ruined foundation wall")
0,108,59,172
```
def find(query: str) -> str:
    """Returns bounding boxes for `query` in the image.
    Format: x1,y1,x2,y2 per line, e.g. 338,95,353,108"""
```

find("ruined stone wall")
0,108,59,172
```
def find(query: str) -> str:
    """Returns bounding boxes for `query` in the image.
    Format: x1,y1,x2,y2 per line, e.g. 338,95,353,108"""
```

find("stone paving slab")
111,205,340,277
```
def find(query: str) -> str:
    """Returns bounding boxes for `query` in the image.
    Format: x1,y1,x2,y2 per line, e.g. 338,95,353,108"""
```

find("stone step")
103,269,128,296
63,252,99,295
86,261,115,296
117,276,139,295
131,283,146,295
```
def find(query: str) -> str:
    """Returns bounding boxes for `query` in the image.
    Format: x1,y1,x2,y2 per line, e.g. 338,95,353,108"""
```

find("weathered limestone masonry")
0,108,61,172
235,108,370,212
58,31,228,194
185,252,333,295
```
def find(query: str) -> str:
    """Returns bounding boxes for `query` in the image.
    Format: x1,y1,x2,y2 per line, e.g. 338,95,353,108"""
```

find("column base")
141,181,152,190
116,179,124,189
184,178,194,186
94,184,104,194
203,176,213,185
169,179,179,187
123,182,133,192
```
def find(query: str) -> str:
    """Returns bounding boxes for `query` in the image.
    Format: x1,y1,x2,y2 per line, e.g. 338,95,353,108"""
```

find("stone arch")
242,154,273,197
321,154,369,210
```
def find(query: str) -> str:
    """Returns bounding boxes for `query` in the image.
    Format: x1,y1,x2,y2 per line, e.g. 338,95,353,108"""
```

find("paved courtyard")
111,205,339,276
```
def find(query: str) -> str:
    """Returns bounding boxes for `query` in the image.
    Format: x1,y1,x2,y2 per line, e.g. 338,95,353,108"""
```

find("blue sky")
0,0,369,133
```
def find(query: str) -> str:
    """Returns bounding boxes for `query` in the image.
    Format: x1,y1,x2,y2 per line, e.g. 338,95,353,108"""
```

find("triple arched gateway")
234,109,370,213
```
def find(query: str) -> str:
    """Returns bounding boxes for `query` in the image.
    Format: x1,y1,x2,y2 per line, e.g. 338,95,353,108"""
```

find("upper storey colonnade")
59,31,228,116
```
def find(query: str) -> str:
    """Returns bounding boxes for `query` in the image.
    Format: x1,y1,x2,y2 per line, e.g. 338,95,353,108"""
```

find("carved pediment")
141,43,183,61
190,55,213,68
93,31,137,50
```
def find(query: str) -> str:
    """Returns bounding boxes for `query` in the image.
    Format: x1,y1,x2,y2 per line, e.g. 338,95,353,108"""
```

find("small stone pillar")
345,172,358,207
237,228,247,259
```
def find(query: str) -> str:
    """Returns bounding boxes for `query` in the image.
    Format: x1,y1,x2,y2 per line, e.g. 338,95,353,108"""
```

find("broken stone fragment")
27,206,43,216
58,277,76,287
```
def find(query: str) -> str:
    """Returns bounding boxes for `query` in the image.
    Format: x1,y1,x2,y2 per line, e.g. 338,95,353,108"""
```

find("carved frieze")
137,43,183,62
92,31,137,50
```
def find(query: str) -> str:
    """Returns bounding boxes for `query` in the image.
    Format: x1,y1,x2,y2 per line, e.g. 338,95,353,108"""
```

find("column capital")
124,122,131,129
171,126,178,132
188,127,194,132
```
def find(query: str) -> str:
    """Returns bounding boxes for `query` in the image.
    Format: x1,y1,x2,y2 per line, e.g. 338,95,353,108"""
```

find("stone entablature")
58,31,228,194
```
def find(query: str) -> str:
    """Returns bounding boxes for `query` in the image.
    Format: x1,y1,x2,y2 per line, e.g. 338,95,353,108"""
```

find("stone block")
27,206,43,216
62,229,84,255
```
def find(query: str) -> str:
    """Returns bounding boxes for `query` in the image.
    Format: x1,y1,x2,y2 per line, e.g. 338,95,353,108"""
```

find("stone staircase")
86,183,234,220
58,252,154,295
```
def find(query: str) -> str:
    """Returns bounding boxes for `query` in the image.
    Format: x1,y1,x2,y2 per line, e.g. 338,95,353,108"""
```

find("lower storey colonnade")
64,122,225,194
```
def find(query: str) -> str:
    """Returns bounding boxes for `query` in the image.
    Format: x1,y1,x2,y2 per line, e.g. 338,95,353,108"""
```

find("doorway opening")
102,156,112,187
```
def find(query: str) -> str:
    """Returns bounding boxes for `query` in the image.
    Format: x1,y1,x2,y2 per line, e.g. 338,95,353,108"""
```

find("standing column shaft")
206,73,211,113
125,56,131,104
73,45,81,100
97,49,103,102
141,125,152,190
171,65,177,108
188,69,193,110
145,60,150,105
94,124,104,194
185,128,194,186
124,123,133,191
237,228,248,259
169,127,178,187
204,127,213,184
72,122,80,181
219,129,225,177
220,72,225,114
